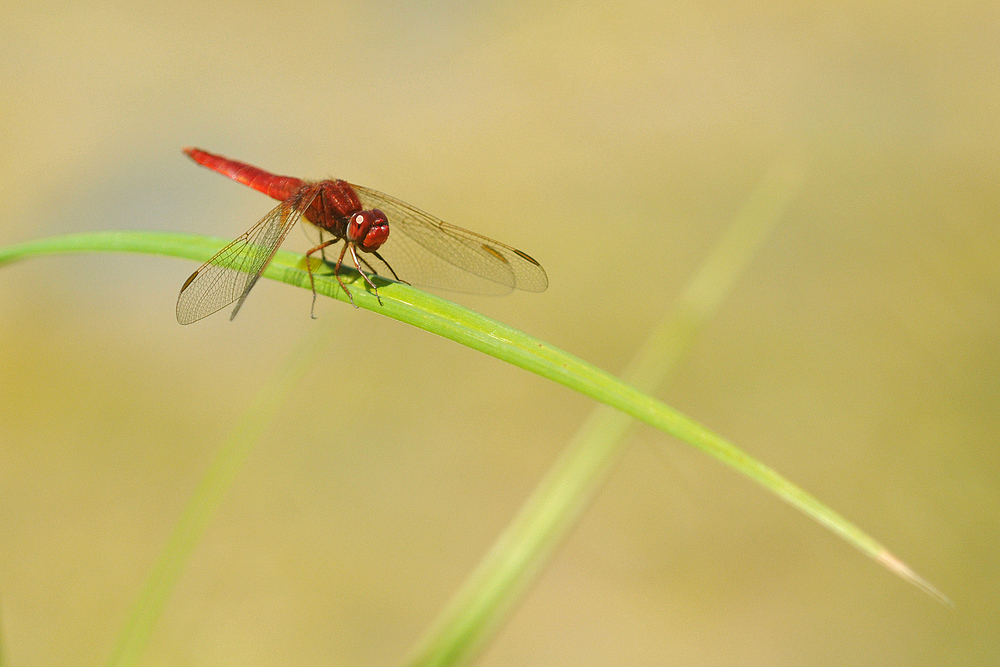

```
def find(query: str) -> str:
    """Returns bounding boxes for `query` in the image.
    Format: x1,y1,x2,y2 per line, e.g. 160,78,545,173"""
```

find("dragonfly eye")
348,209,389,252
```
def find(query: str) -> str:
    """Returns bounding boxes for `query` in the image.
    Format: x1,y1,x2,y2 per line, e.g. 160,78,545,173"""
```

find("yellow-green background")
1,2,996,664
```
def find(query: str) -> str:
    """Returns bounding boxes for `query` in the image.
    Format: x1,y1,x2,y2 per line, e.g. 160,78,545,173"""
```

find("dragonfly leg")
371,250,408,285
306,239,343,315
331,242,358,308
358,255,380,276
349,245,383,306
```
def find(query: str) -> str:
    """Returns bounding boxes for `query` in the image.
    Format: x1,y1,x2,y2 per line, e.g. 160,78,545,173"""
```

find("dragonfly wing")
351,184,548,295
176,187,319,324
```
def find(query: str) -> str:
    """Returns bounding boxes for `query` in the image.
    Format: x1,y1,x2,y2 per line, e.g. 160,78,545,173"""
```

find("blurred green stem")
404,156,811,666
106,316,341,666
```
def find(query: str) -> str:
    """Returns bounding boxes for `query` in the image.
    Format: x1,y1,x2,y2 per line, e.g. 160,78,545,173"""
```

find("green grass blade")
0,214,949,665
0,230,949,603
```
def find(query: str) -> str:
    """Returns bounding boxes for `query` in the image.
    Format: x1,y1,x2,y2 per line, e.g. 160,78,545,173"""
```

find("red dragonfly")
176,148,548,324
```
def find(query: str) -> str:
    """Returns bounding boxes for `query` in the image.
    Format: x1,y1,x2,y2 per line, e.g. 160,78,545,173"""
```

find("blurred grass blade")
403,157,812,666
105,315,340,667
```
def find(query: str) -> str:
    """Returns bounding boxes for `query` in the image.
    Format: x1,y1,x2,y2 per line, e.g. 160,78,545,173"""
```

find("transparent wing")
176,187,319,324
350,184,548,295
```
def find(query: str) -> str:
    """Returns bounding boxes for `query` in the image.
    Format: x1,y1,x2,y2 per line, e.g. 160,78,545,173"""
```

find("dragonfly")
176,148,548,324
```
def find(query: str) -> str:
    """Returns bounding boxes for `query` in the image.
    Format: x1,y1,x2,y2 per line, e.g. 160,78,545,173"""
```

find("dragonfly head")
348,209,389,252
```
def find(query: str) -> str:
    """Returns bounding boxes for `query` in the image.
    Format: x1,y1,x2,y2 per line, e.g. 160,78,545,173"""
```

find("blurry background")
0,1,997,664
